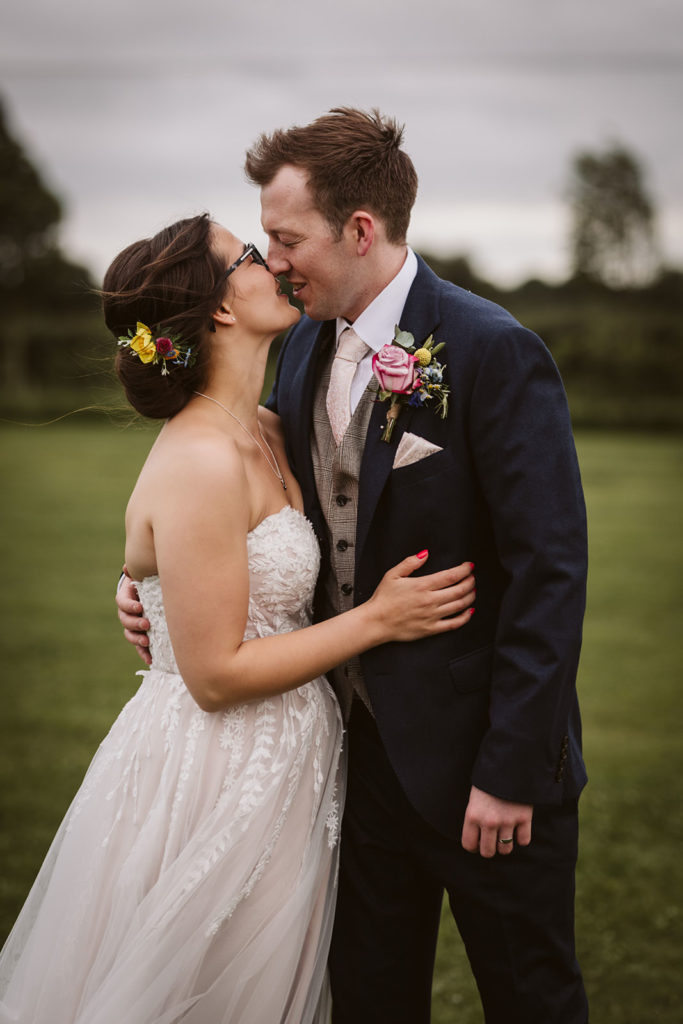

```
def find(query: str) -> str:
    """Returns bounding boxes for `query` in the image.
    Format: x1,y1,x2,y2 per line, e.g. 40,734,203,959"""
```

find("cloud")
2,0,681,282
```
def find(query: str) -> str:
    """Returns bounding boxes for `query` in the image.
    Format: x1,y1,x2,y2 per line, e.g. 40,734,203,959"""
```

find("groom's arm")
466,321,588,806
116,571,152,665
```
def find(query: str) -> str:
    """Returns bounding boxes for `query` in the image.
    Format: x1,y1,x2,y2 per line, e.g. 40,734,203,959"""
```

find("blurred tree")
0,99,63,292
0,98,98,404
568,143,660,288
421,252,502,303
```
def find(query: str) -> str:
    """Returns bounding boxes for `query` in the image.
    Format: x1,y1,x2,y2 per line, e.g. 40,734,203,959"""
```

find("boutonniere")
372,326,450,442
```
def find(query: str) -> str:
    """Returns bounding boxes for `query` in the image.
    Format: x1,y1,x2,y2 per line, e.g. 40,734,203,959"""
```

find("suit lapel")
288,319,334,514
356,396,412,568
398,254,443,346
356,256,443,568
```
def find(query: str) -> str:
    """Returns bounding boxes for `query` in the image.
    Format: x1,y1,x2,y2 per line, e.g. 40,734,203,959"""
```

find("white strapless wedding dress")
0,506,343,1023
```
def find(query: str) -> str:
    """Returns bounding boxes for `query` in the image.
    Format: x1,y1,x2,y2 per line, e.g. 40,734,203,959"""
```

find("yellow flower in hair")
129,322,156,363
118,321,195,372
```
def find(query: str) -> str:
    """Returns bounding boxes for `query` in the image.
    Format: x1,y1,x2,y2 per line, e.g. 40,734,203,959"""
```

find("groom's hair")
245,107,418,244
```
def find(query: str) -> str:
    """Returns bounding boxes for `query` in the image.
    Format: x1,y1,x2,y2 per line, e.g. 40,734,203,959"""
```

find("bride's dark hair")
102,214,227,419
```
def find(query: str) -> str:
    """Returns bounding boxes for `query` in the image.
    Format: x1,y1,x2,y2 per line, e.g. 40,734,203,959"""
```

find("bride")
0,214,474,1023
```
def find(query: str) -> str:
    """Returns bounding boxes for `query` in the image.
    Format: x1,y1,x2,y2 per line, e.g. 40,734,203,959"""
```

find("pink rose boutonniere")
372,343,418,394
372,326,450,441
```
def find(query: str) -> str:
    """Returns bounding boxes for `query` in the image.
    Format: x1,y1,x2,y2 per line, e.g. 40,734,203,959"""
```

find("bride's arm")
146,443,474,712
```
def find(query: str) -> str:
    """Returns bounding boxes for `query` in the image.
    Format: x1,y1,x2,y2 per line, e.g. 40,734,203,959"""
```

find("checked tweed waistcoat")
311,342,378,721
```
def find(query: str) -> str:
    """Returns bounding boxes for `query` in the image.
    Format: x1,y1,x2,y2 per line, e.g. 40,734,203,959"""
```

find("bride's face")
211,225,300,336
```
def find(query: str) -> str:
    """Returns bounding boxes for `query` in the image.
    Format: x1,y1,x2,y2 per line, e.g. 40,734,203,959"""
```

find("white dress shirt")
334,247,418,413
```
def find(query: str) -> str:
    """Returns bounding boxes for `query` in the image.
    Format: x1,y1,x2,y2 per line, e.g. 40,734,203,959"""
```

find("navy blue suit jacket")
267,255,588,838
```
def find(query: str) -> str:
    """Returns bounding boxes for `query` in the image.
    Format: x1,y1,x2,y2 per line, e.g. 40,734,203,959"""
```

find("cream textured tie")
326,328,369,445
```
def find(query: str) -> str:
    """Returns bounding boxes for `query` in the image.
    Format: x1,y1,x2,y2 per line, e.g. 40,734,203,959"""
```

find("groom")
247,107,588,1024
120,108,589,1022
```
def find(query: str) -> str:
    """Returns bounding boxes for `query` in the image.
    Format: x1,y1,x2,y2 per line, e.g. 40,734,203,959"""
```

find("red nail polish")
469,608,475,616
469,562,475,569
416,549,428,559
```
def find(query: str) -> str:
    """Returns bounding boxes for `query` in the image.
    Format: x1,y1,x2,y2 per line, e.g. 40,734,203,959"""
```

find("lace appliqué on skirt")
0,506,343,1024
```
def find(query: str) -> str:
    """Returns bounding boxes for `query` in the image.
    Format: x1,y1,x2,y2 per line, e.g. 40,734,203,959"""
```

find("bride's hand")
366,551,475,643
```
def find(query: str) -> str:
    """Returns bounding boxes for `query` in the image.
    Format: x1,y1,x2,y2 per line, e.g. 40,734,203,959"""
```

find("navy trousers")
329,701,588,1024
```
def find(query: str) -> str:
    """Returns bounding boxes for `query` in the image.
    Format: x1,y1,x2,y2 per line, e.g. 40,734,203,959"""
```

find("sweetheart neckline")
248,504,307,536
133,506,310,587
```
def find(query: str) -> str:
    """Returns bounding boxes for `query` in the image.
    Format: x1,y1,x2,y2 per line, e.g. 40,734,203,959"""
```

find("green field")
1,422,682,1022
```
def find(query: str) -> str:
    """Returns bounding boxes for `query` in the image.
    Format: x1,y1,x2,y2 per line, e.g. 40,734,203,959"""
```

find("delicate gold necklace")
193,391,287,491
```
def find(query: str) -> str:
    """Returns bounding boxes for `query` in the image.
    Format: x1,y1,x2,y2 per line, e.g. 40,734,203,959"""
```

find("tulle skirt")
0,667,344,1023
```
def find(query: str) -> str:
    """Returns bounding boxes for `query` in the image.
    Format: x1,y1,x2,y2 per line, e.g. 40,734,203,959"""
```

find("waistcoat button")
341,583,353,596
336,539,349,552
336,494,349,506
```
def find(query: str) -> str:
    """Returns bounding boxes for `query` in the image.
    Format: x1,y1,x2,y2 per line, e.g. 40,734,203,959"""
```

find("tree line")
0,98,681,428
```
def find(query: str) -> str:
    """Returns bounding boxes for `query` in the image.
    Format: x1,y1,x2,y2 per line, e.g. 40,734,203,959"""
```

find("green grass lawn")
1,422,682,1021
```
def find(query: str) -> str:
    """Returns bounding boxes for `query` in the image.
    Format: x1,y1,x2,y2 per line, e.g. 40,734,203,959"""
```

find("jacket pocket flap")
448,645,493,693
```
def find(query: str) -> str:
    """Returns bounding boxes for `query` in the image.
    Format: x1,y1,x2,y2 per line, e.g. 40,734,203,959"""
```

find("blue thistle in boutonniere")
372,326,450,441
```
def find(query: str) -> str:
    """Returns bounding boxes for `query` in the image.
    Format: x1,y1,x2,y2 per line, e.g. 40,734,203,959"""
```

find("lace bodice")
136,505,321,675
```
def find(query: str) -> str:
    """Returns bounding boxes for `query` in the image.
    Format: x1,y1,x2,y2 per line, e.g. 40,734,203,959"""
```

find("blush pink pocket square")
392,432,443,470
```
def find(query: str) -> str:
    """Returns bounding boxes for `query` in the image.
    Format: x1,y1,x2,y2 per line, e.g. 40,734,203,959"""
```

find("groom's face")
260,165,360,323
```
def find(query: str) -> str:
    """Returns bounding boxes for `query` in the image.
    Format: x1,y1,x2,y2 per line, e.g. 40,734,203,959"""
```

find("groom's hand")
116,570,152,666
461,785,533,858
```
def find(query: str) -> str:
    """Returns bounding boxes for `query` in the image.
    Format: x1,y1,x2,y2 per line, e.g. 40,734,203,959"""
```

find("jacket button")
341,583,353,596
336,539,349,552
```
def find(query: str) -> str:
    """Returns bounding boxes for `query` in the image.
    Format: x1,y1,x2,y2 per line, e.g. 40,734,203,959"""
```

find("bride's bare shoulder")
132,418,248,506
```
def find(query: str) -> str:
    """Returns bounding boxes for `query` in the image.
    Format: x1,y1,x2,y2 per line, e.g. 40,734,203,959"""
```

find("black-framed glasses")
223,243,269,279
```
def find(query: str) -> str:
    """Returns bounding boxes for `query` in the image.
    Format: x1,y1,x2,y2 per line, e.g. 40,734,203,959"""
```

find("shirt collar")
335,247,418,353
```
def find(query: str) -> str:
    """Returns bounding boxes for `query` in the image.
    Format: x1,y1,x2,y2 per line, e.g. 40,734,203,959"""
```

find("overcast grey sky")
2,0,681,284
